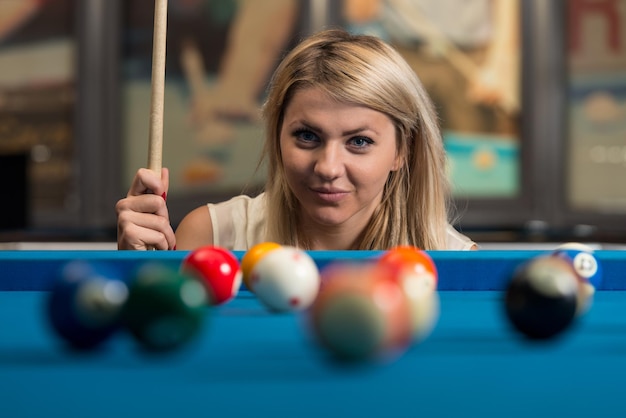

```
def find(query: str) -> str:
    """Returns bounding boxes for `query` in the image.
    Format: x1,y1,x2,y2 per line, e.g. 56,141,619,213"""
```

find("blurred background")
0,0,625,248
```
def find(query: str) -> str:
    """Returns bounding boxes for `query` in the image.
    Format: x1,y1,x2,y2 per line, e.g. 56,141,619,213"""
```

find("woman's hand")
115,168,176,250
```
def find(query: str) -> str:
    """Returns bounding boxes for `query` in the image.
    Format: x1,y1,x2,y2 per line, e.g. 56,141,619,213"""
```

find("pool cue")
147,0,168,177
146,0,168,251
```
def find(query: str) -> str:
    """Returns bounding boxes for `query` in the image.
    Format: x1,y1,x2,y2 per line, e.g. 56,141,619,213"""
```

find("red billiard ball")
46,261,129,350
504,256,579,340
182,245,242,305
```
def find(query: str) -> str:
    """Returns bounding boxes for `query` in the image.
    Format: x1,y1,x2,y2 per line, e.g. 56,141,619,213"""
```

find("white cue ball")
249,246,320,312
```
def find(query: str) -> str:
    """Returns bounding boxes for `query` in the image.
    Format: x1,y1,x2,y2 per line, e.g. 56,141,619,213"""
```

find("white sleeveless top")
208,193,475,251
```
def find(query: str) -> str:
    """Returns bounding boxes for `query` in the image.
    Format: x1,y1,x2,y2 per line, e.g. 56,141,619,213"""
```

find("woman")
116,29,476,251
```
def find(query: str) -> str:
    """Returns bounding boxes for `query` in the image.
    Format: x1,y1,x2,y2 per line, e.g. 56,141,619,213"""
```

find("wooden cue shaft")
147,0,168,176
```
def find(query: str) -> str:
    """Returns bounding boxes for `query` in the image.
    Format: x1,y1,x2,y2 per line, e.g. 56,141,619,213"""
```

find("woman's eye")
294,129,319,143
349,136,374,148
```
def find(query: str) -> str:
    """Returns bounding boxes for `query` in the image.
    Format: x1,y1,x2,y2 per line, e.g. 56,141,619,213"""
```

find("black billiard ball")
123,262,208,353
46,261,129,350
504,256,579,340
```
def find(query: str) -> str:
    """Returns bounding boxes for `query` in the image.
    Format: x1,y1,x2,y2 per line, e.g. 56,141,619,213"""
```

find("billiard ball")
46,261,129,350
378,245,438,289
552,242,602,314
504,256,579,340
181,245,242,305
240,241,281,292
308,263,412,362
123,262,208,352
377,246,439,342
249,245,320,312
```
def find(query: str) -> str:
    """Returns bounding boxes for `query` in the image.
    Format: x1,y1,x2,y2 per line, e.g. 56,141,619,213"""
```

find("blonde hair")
261,29,451,250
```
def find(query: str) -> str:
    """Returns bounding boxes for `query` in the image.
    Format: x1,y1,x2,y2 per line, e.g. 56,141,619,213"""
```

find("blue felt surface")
1,290,626,418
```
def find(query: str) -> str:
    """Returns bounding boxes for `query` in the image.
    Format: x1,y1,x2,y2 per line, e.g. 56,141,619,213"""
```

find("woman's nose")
313,144,344,180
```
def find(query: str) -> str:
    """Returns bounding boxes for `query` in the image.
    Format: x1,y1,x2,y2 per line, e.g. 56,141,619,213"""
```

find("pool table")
1,249,626,418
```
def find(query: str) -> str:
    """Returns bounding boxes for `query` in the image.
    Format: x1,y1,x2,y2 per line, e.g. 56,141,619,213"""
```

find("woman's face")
279,87,402,232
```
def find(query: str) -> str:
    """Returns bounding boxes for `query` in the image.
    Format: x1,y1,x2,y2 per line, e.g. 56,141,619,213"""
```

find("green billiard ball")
123,263,209,352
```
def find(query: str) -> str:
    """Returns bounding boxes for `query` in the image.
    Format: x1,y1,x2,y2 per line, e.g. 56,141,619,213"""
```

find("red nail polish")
161,192,167,201
172,245,177,251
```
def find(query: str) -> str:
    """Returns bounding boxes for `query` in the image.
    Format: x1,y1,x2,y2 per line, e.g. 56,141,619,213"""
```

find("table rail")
0,250,624,291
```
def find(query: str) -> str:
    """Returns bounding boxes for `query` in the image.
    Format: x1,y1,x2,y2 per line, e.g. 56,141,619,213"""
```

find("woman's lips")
311,188,349,203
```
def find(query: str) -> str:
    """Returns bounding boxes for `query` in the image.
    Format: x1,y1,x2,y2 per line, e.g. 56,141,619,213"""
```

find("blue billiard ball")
46,261,129,350
552,243,602,289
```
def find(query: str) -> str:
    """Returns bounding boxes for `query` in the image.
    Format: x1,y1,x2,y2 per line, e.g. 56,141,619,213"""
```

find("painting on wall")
342,0,522,198
566,0,626,214
121,0,304,201
122,0,522,203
